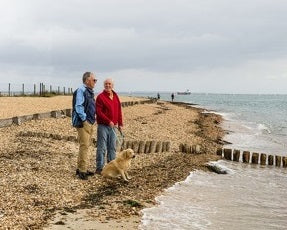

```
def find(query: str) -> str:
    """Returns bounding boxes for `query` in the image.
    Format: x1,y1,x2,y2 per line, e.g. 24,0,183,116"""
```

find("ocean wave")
257,123,271,134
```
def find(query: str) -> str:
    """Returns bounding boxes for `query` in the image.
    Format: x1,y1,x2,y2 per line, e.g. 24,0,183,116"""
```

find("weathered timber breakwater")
0,98,156,128
217,147,287,168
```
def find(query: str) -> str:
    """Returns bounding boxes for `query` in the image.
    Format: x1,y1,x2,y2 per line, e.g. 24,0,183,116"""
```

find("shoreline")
0,96,223,229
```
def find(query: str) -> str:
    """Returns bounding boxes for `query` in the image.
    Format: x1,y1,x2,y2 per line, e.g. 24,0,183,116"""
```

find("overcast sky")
0,0,286,93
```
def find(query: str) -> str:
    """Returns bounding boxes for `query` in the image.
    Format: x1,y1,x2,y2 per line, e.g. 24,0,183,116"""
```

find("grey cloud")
1,0,287,93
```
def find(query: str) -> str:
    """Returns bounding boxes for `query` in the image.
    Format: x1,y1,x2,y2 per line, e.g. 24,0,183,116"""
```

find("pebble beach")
0,95,224,229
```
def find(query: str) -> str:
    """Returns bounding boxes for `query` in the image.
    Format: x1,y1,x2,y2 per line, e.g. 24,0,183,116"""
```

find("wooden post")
156,141,163,153
50,85,52,93
186,144,192,154
65,109,72,117
144,141,151,153
216,148,223,157
126,140,133,149
63,87,66,95
223,148,232,160
166,142,171,152
34,84,36,95
251,152,259,164
150,141,156,153
162,142,167,152
268,155,274,166
8,83,11,96
233,149,240,162
22,83,24,95
179,143,184,152
242,151,250,163
51,111,61,118
132,141,140,153
193,145,201,154
191,145,196,153
138,141,145,153
183,144,189,153
275,155,281,167
260,153,267,165
282,157,287,168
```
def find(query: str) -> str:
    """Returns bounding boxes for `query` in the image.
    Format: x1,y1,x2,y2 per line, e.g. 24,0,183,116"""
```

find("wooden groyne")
179,143,202,154
18,131,170,154
217,147,287,168
0,99,155,128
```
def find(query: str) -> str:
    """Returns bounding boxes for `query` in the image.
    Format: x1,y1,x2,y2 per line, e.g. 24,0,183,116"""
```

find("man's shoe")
76,169,94,177
86,170,95,176
95,169,102,175
77,171,88,180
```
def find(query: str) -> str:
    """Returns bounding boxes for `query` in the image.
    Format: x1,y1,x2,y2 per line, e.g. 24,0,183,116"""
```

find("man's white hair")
104,78,114,85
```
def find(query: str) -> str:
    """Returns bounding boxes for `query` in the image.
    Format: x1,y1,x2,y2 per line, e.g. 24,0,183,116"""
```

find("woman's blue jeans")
96,124,116,171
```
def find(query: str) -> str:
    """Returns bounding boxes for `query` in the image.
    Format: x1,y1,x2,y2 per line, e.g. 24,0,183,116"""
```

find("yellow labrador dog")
101,148,135,182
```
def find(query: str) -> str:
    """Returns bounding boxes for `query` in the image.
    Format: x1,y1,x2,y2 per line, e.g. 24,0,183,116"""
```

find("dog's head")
120,148,135,160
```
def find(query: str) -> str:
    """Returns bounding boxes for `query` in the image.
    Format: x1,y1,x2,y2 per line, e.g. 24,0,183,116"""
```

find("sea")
123,92,287,230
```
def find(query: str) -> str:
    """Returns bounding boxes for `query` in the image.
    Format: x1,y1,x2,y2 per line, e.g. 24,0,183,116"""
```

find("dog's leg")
119,170,128,181
124,171,131,180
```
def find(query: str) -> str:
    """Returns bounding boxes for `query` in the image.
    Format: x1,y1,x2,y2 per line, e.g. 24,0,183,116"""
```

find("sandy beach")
0,95,223,229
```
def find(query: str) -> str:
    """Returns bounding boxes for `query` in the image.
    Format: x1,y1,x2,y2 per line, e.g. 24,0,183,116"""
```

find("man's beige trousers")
77,121,95,172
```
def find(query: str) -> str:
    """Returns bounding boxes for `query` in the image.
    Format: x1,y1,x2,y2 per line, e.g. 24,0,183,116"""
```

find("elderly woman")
95,78,123,174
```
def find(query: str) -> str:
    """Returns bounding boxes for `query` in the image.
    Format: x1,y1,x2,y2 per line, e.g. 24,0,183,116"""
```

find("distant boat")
177,89,191,95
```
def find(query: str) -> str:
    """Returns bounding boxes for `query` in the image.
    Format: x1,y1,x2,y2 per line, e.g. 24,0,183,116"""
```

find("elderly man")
95,78,123,174
72,72,97,180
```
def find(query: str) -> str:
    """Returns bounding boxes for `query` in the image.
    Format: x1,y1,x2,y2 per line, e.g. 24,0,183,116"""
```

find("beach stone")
206,163,228,174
